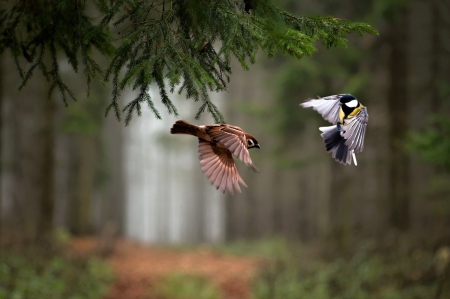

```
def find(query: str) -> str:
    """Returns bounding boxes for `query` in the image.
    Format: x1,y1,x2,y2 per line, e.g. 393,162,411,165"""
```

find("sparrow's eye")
247,139,254,147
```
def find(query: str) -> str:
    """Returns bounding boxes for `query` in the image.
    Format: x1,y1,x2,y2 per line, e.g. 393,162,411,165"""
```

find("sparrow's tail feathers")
170,120,201,136
319,125,354,165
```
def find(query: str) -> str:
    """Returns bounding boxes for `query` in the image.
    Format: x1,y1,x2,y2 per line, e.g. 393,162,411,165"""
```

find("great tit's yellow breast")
339,107,345,124
342,105,365,125
348,105,364,118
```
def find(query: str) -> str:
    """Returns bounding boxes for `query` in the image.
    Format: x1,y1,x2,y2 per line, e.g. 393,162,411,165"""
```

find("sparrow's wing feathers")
198,139,247,195
342,107,368,153
300,95,342,124
226,165,234,194
207,126,260,173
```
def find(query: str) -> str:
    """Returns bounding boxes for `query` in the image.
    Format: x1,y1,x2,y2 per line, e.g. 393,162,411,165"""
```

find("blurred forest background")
1,0,450,299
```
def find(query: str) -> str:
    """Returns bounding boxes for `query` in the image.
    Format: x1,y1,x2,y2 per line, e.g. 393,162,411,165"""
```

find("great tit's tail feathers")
319,125,355,166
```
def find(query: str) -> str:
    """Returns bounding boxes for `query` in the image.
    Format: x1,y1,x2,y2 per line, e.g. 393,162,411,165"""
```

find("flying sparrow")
170,120,260,195
300,94,368,165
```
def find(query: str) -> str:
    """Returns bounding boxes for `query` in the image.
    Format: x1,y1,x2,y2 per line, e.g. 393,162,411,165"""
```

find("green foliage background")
0,249,114,299
252,240,449,299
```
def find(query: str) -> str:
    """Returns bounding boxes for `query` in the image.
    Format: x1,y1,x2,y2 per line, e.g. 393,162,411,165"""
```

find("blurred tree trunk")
65,73,111,235
430,0,442,113
387,8,410,231
327,162,353,251
100,114,125,234
0,57,3,244
73,135,97,234
38,96,56,239
4,64,56,243
192,156,206,242
430,0,449,236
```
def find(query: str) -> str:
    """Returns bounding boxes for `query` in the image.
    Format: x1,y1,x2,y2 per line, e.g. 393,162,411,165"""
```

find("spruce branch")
1,0,378,124
106,75,122,121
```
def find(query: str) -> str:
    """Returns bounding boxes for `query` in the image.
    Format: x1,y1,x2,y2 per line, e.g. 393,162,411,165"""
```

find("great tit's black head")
340,94,359,108
340,94,356,103
245,135,261,149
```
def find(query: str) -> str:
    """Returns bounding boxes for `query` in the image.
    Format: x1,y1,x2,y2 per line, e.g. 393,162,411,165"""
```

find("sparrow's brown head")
245,134,260,149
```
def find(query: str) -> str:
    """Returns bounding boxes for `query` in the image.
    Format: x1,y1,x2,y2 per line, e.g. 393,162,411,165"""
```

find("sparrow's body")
170,120,260,195
300,94,368,165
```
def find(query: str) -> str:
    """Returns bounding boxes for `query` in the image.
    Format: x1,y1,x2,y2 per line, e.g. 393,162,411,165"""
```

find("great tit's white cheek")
345,99,358,108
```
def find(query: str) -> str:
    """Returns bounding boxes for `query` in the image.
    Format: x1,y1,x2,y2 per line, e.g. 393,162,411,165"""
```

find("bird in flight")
170,120,260,194
300,94,368,165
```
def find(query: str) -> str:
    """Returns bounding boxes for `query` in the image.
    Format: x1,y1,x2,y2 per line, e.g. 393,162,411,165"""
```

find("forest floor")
71,237,262,299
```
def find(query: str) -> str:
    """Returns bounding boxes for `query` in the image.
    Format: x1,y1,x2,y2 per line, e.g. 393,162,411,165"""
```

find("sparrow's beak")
255,144,261,149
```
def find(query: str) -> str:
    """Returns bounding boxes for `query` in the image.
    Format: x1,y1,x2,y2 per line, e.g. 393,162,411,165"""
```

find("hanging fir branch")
0,0,378,124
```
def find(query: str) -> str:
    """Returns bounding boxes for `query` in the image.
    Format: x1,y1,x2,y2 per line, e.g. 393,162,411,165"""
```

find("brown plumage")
170,120,260,195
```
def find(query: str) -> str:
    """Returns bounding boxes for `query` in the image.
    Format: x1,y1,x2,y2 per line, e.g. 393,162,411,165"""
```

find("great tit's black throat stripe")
341,102,359,119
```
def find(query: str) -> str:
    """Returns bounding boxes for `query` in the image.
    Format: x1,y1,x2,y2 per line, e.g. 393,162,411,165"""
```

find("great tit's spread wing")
300,95,342,124
342,107,368,153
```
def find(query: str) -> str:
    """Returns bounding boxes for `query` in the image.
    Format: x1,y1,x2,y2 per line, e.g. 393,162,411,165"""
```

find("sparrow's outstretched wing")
342,107,368,153
206,126,260,173
198,139,247,195
300,95,342,124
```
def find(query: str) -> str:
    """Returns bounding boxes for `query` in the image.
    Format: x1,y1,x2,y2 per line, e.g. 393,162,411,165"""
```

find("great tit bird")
170,120,260,195
300,94,368,166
